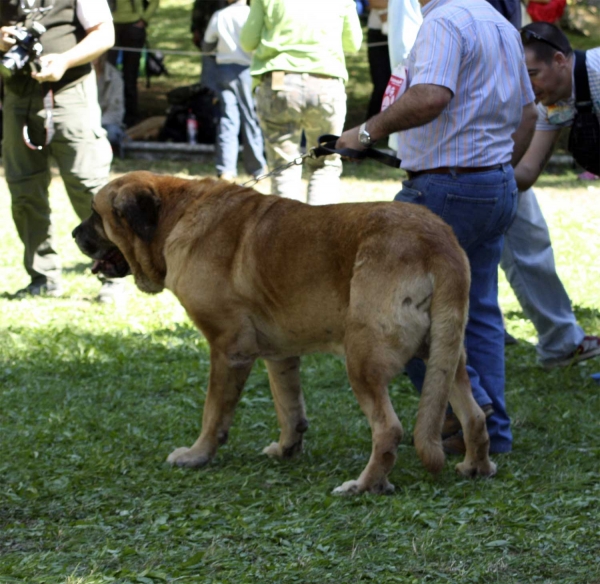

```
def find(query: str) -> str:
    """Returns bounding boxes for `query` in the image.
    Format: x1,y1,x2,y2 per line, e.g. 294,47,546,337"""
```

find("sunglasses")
520,29,566,54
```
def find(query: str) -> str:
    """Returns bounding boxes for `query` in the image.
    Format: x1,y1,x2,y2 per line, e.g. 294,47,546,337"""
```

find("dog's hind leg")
167,349,254,468
450,351,497,478
262,357,309,460
333,331,408,495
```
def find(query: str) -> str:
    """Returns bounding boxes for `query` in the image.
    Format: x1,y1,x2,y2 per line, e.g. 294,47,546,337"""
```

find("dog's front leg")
262,357,309,459
167,349,254,468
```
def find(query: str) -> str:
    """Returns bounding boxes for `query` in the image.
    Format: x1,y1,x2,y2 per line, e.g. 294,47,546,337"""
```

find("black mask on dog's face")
72,210,131,278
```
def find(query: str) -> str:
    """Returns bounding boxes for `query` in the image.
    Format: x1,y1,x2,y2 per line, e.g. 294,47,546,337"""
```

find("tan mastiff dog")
73,171,496,494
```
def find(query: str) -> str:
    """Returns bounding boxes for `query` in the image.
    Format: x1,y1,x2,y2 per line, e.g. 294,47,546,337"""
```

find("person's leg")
254,73,304,201
366,28,392,120
464,234,512,452
50,74,121,303
50,74,113,222
236,67,267,177
200,55,219,94
303,76,347,205
395,167,517,452
215,64,241,178
115,23,146,127
500,188,585,362
103,123,125,155
3,85,60,292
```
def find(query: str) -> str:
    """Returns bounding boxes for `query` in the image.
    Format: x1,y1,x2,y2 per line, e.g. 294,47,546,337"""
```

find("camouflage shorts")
255,72,347,204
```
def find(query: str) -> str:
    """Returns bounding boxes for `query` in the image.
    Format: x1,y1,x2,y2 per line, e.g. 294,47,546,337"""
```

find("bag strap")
312,134,402,169
573,50,593,113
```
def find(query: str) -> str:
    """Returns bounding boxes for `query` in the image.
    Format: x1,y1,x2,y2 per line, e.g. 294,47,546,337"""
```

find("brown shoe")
442,432,467,456
442,404,494,456
442,411,461,439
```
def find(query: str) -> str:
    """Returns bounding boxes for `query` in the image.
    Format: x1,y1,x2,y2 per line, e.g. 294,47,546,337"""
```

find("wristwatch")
358,122,374,147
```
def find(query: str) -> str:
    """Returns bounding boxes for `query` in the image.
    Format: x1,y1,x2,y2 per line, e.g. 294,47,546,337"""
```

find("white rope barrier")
110,40,389,58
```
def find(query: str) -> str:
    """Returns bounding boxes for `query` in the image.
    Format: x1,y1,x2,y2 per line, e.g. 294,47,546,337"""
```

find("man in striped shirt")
337,0,537,455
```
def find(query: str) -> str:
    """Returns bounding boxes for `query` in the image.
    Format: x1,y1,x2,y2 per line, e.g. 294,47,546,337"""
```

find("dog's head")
73,171,165,294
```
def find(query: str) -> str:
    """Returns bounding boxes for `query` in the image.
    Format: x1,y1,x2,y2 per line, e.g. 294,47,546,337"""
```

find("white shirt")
24,0,112,30
204,2,251,66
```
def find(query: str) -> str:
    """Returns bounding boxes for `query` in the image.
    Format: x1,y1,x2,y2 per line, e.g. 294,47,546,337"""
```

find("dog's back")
79,172,495,492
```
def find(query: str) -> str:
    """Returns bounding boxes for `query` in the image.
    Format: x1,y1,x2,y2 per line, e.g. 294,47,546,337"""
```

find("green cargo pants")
3,73,112,284
254,73,347,205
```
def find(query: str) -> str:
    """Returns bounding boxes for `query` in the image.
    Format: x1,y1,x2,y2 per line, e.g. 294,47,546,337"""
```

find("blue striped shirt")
398,0,535,170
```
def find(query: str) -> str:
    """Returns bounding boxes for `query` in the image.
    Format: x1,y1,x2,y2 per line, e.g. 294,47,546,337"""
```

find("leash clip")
242,152,312,188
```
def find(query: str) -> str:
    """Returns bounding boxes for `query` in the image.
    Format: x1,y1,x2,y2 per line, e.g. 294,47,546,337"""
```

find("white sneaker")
97,280,126,305
541,335,600,369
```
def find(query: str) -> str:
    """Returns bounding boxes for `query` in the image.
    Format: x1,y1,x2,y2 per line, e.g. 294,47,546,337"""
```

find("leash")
23,81,55,151
311,134,402,169
242,134,402,188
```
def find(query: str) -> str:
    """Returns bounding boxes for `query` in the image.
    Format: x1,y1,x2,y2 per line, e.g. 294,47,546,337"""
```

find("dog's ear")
113,185,161,242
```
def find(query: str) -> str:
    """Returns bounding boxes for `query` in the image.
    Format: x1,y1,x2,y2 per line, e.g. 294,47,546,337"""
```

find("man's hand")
335,126,365,152
0,26,18,52
31,53,69,82
514,128,561,191
192,30,202,48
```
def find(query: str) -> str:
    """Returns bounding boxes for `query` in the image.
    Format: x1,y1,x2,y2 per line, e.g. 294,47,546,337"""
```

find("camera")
0,21,46,78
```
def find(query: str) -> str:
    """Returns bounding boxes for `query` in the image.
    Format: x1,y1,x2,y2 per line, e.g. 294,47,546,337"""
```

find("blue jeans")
394,165,518,453
215,63,266,177
501,188,584,363
103,123,125,158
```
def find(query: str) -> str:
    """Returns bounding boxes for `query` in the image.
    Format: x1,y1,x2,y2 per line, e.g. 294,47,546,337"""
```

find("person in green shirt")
240,0,362,204
108,0,159,127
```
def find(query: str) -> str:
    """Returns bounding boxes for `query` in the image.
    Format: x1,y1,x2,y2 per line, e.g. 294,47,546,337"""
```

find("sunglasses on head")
520,29,566,53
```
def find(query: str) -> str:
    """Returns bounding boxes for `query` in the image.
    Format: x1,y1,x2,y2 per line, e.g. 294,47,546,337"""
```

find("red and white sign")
381,65,408,112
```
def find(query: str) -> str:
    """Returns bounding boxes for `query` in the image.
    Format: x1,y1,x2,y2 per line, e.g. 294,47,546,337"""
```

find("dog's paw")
262,442,283,458
455,459,497,478
166,446,211,468
262,440,303,459
332,479,395,496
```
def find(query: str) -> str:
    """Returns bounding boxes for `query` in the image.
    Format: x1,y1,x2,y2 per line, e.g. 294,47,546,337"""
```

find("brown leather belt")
260,71,337,81
406,164,503,180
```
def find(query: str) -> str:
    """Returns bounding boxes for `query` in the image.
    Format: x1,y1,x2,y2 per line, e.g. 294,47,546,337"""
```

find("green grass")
2,2,600,581
1,161,600,583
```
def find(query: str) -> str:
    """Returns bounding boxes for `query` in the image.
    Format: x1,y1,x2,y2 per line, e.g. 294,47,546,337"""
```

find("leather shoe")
441,404,494,456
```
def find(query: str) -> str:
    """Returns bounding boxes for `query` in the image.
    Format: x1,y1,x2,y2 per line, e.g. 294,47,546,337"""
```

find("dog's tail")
413,246,471,474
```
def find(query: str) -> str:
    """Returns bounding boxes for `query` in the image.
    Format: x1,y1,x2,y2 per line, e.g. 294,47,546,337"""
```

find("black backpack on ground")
144,43,168,88
158,83,220,144
568,50,600,175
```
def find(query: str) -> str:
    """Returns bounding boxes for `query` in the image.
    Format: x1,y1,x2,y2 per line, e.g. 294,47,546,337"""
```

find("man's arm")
511,101,538,167
342,0,363,54
201,13,219,54
141,0,160,25
513,128,561,191
336,83,452,150
31,20,114,83
0,27,16,52
240,0,264,53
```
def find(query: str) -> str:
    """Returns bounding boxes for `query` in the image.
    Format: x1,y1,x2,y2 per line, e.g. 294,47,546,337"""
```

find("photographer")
0,0,123,303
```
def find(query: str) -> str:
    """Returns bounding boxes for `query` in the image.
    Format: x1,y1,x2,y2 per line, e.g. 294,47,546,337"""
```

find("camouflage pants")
255,73,347,205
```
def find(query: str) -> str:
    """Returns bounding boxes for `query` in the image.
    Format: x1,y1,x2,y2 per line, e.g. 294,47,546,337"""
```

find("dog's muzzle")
72,221,131,279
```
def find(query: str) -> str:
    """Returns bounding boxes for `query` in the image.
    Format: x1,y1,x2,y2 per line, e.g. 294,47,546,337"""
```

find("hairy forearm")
61,21,115,69
514,148,553,190
511,102,538,167
514,129,561,190
367,84,452,142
